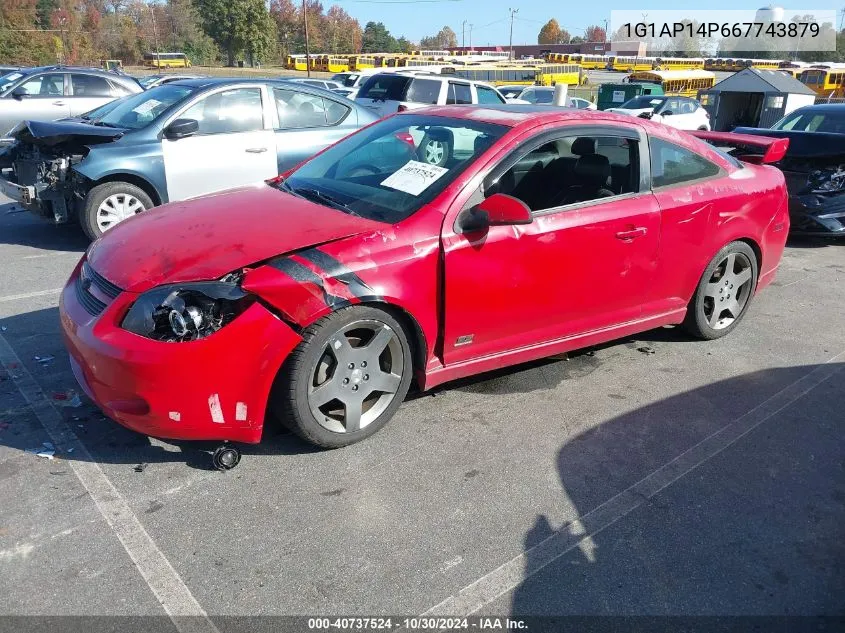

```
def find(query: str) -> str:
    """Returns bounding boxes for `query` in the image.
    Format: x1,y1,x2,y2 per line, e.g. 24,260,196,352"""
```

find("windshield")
620,96,666,110
771,108,845,133
282,114,508,223
499,86,523,98
332,73,359,87
138,75,164,88
88,84,195,129
0,71,26,96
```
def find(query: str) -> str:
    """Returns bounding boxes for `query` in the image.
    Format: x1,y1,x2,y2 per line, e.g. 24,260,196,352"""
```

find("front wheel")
273,306,413,448
683,241,758,339
81,182,153,240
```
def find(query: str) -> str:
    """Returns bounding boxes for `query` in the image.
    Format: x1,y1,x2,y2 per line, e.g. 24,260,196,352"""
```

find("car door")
271,87,358,172
441,125,661,365
67,73,118,117
656,97,682,128
0,72,69,134
161,84,277,201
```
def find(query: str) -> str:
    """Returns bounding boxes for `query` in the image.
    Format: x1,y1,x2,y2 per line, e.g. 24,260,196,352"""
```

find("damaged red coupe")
59,106,790,465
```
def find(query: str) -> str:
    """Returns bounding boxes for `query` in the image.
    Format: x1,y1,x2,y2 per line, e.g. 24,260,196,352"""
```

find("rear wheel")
273,306,413,448
683,241,758,339
420,137,450,167
81,181,153,241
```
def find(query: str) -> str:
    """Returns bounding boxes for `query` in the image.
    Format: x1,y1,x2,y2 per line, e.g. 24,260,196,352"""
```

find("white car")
354,72,508,119
607,95,711,130
286,77,344,91
505,86,596,109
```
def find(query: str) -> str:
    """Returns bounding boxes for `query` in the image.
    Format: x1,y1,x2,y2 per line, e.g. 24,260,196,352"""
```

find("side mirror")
459,193,533,232
11,87,29,100
662,110,673,116
637,111,652,119
164,118,199,140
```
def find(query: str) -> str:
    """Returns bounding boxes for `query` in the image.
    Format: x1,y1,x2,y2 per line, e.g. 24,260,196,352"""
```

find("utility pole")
462,20,467,48
603,18,608,54
303,0,311,77
469,24,473,50
508,8,518,60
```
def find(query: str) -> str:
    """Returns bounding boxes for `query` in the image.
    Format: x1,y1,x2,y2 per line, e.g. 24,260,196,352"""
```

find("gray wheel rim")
307,320,404,434
424,140,445,165
702,252,754,330
96,193,145,233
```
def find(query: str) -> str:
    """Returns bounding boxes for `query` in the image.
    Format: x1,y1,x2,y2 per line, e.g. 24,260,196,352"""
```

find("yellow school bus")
628,70,715,97
286,55,308,71
799,66,845,98
608,55,655,72
326,55,351,72
653,57,705,71
748,59,781,70
443,63,584,87
143,52,191,68
579,54,608,70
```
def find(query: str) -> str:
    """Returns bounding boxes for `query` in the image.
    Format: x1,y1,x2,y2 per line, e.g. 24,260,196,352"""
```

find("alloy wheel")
701,252,754,330
307,320,405,433
423,140,445,165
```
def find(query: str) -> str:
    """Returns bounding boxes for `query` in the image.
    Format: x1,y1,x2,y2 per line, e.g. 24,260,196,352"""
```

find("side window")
476,86,505,104
71,74,113,97
650,137,720,188
405,79,441,105
109,81,134,97
534,90,554,104
274,88,348,128
679,99,696,114
447,82,472,105
181,87,264,135
16,73,64,97
663,98,680,114
488,133,640,212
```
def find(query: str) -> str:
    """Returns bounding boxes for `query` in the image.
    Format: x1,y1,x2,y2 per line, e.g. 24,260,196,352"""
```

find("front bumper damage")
60,259,303,444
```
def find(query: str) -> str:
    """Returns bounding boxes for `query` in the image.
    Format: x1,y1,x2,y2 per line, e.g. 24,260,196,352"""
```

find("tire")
81,181,154,241
420,135,451,167
683,241,758,340
272,305,413,448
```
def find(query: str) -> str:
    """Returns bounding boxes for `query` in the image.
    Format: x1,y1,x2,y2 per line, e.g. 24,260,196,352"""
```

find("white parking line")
21,251,82,260
0,288,62,303
421,351,845,617
0,332,219,633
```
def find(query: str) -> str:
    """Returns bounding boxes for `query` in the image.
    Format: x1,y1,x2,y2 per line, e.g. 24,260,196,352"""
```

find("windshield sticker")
380,160,449,196
132,99,161,115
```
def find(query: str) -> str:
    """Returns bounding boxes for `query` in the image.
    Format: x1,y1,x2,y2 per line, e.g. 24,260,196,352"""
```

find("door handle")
616,227,648,240
245,147,268,153
52,101,66,106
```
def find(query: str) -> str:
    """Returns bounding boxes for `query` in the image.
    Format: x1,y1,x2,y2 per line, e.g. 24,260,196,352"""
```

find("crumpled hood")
87,185,384,293
11,119,126,147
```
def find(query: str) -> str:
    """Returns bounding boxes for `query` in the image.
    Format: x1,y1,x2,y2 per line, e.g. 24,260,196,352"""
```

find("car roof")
406,104,649,128
792,103,845,112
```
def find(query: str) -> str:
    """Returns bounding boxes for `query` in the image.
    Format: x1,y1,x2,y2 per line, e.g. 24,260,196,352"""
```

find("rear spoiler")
690,130,790,165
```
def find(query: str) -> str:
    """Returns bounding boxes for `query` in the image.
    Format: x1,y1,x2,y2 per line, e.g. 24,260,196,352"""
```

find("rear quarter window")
358,75,412,101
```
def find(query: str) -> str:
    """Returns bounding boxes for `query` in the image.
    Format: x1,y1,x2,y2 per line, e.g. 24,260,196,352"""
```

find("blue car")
0,78,378,239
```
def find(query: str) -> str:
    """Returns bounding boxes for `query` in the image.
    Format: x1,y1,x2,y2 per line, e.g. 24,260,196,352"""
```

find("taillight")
394,132,415,148
397,104,408,112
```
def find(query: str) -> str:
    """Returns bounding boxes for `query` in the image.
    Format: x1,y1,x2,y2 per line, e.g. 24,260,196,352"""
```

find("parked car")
286,77,344,91
355,72,508,118
607,95,710,130
498,85,526,99
0,78,377,239
331,68,431,100
0,66,142,136
60,106,789,466
505,86,597,109
730,104,845,237
136,74,205,89
0,66,21,77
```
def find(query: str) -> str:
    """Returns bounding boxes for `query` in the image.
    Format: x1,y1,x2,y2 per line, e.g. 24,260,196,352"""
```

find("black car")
734,103,845,238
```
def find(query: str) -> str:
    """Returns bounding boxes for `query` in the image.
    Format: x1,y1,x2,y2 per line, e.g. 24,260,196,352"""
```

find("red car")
60,107,790,469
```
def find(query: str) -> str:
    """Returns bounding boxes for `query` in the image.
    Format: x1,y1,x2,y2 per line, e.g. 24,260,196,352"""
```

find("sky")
326,0,843,46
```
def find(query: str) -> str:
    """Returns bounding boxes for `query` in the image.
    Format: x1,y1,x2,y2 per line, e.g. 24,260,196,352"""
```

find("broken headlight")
806,166,845,195
121,278,254,343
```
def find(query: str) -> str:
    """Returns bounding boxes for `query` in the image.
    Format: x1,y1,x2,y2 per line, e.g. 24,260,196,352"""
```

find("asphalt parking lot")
1,193,843,628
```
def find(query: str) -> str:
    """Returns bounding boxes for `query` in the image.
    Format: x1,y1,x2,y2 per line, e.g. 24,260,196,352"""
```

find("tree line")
0,0,460,67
